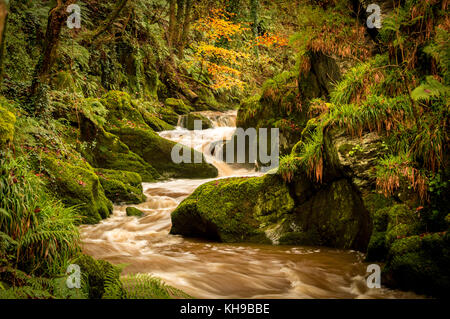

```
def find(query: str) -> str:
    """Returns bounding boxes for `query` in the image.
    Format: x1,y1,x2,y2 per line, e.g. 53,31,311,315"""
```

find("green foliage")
0,100,16,146
278,153,300,183
0,152,80,277
120,274,192,299
294,128,325,182
411,76,449,102
126,207,144,217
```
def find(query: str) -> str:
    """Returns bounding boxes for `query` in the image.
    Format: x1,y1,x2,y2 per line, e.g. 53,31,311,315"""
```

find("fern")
121,274,192,299
411,76,449,102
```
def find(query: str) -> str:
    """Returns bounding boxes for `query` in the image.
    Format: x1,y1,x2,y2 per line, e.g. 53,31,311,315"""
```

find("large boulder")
171,173,372,250
95,168,146,204
277,178,372,250
165,98,193,115
41,153,113,224
171,174,294,243
110,126,218,179
100,91,218,179
80,122,160,182
178,112,213,130
332,129,386,194
382,232,450,298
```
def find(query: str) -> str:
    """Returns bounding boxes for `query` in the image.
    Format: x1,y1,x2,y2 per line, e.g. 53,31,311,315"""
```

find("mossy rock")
41,153,113,224
385,204,418,228
101,91,145,126
171,174,294,243
0,106,16,147
383,232,450,298
363,192,394,215
386,223,418,245
110,126,218,179
126,207,144,217
367,203,420,261
101,90,173,131
95,169,146,204
139,110,174,132
165,98,193,114
366,231,388,261
278,229,322,246
179,113,213,130
74,254,125,299
81,123,160,182
286,179,372,251
156,106,179,126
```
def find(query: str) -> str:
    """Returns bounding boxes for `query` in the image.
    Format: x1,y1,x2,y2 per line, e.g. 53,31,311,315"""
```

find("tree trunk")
30,0,77,97
0,0,8,82
168,0,176,47
178,0,192,58
174,0,185,49
91,0,129,42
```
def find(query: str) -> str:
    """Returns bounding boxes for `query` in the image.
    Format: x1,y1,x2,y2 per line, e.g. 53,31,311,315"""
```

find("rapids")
80,111,422,299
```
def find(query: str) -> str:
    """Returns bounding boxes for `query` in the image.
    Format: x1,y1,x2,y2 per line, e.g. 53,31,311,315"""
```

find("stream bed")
80,111,422,299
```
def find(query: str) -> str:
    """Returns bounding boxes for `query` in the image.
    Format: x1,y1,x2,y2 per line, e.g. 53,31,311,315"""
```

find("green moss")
371,208,389,232
85,126,160,182
100,91,174,132
171,174,293,243
110,126,218,179
388,235,421,256
155,106,179,126
139,110,174,131
41,153,113,224
95,169,145,204
386,223,418,245
386,204,418,227
383,233,450,297
366,231,388,261
101,91,145,125
179,113,213,130
126,207,144,217
165,98,193,114
363,192,395,217
0,105,16,147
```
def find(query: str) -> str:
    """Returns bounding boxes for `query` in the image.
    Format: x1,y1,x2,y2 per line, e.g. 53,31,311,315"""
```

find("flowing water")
80,111,422,299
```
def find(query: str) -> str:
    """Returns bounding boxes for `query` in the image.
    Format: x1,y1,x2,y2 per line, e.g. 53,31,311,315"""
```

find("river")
80,111,422,299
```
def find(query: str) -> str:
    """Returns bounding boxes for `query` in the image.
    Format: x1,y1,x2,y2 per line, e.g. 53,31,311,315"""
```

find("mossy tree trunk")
0,0,8,83
178,0,192,59
30,0,77,98
175,0,185,47
168,0,176,48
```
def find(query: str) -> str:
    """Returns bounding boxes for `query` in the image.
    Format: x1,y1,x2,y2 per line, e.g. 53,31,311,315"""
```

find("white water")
80,111,422,299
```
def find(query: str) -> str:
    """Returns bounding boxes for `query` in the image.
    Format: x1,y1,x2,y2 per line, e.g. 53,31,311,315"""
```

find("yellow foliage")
192,9,248,91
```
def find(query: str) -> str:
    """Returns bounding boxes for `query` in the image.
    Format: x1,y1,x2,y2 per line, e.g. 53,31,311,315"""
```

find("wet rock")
332,129,385,194
382,232,450,298
126,207,145,217
95,168,146,204
171,174,293,243
165,98,193,115
178,112,214,130
171,174,372,251
278,179,372,251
